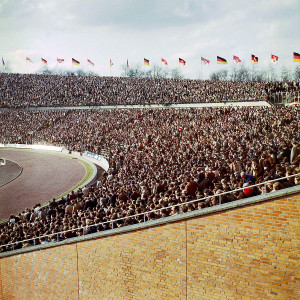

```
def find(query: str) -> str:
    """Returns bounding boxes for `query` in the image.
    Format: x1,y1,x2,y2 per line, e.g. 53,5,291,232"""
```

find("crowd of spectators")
0,105,299,252
1,73,299,108
265,81,300,103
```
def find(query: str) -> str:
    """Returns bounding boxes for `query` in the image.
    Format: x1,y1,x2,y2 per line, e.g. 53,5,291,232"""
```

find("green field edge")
0,148,95,207
42,159,94,206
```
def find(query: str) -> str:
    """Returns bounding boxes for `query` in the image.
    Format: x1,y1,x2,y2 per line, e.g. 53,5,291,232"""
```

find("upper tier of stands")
1,73,299,108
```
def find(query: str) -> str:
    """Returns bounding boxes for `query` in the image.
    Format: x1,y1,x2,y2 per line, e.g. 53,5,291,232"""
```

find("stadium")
1,0,300,297
0,72,299,299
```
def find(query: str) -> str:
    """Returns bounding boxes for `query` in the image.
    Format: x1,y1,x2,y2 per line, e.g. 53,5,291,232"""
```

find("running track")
0,149,86,221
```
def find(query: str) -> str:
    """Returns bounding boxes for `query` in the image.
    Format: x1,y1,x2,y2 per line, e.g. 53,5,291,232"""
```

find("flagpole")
200,60,202,80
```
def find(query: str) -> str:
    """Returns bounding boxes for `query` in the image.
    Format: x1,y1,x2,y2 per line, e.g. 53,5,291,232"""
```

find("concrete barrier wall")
0,193,299,300
0,143,63,152
0,144,109,173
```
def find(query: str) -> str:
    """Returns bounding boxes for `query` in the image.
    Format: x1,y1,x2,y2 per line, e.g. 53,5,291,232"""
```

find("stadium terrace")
0,98,299,252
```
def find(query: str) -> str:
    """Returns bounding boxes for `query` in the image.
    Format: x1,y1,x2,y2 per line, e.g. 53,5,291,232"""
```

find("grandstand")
0,75,299,299
0,73,299,108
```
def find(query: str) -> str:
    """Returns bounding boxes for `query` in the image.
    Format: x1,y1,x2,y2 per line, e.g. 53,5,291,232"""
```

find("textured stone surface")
0,193,299,300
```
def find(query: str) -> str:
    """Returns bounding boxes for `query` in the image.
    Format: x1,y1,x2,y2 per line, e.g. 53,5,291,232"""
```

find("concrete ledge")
1,184,299,258
0,101,271,112
0,143,63,151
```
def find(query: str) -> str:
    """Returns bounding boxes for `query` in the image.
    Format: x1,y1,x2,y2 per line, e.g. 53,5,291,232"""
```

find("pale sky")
0,0,300,79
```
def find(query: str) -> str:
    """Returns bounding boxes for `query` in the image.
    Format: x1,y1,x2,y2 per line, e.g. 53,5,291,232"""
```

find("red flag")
161,58,168,65
2,58,5,67
57,58,64,63
87,59,94,66
201,57,210,64
233,55,241,63
271,54,278,63
26,57,32,63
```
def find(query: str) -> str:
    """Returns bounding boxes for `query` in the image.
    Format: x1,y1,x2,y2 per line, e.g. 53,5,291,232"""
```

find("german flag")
2,58,5,67
144,58,150,66
41,58,47,65
293,52,300,62
72,58,80,65
217,56,227,64
179,58,186,65
251,54,258,64
110,59,113,67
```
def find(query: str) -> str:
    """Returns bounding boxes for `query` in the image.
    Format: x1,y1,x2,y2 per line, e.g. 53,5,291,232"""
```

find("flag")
179,58,186,65
72,58,80,65
293,52,300,62
127,59,129,68
201,57,210,64
110,59,113,67
161,58,168,65
251,54,258,64
87,59,94,66
26,57,32,63
233,55,241,63
144,58,150,66
271,54,278,63
41,58,47,65
57,58,64,63
2,58,5,67
217,56,227,64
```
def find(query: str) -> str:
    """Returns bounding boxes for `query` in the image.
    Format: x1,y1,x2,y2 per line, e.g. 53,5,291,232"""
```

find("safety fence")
270,91,300,105
0,173,299,253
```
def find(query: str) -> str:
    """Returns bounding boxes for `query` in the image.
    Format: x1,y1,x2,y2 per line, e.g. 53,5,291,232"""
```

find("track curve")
0,159,22,187
0,149,86,221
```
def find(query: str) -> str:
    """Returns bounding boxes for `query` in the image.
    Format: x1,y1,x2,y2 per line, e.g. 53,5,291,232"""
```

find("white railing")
1,173,299,253
270,91,300,104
